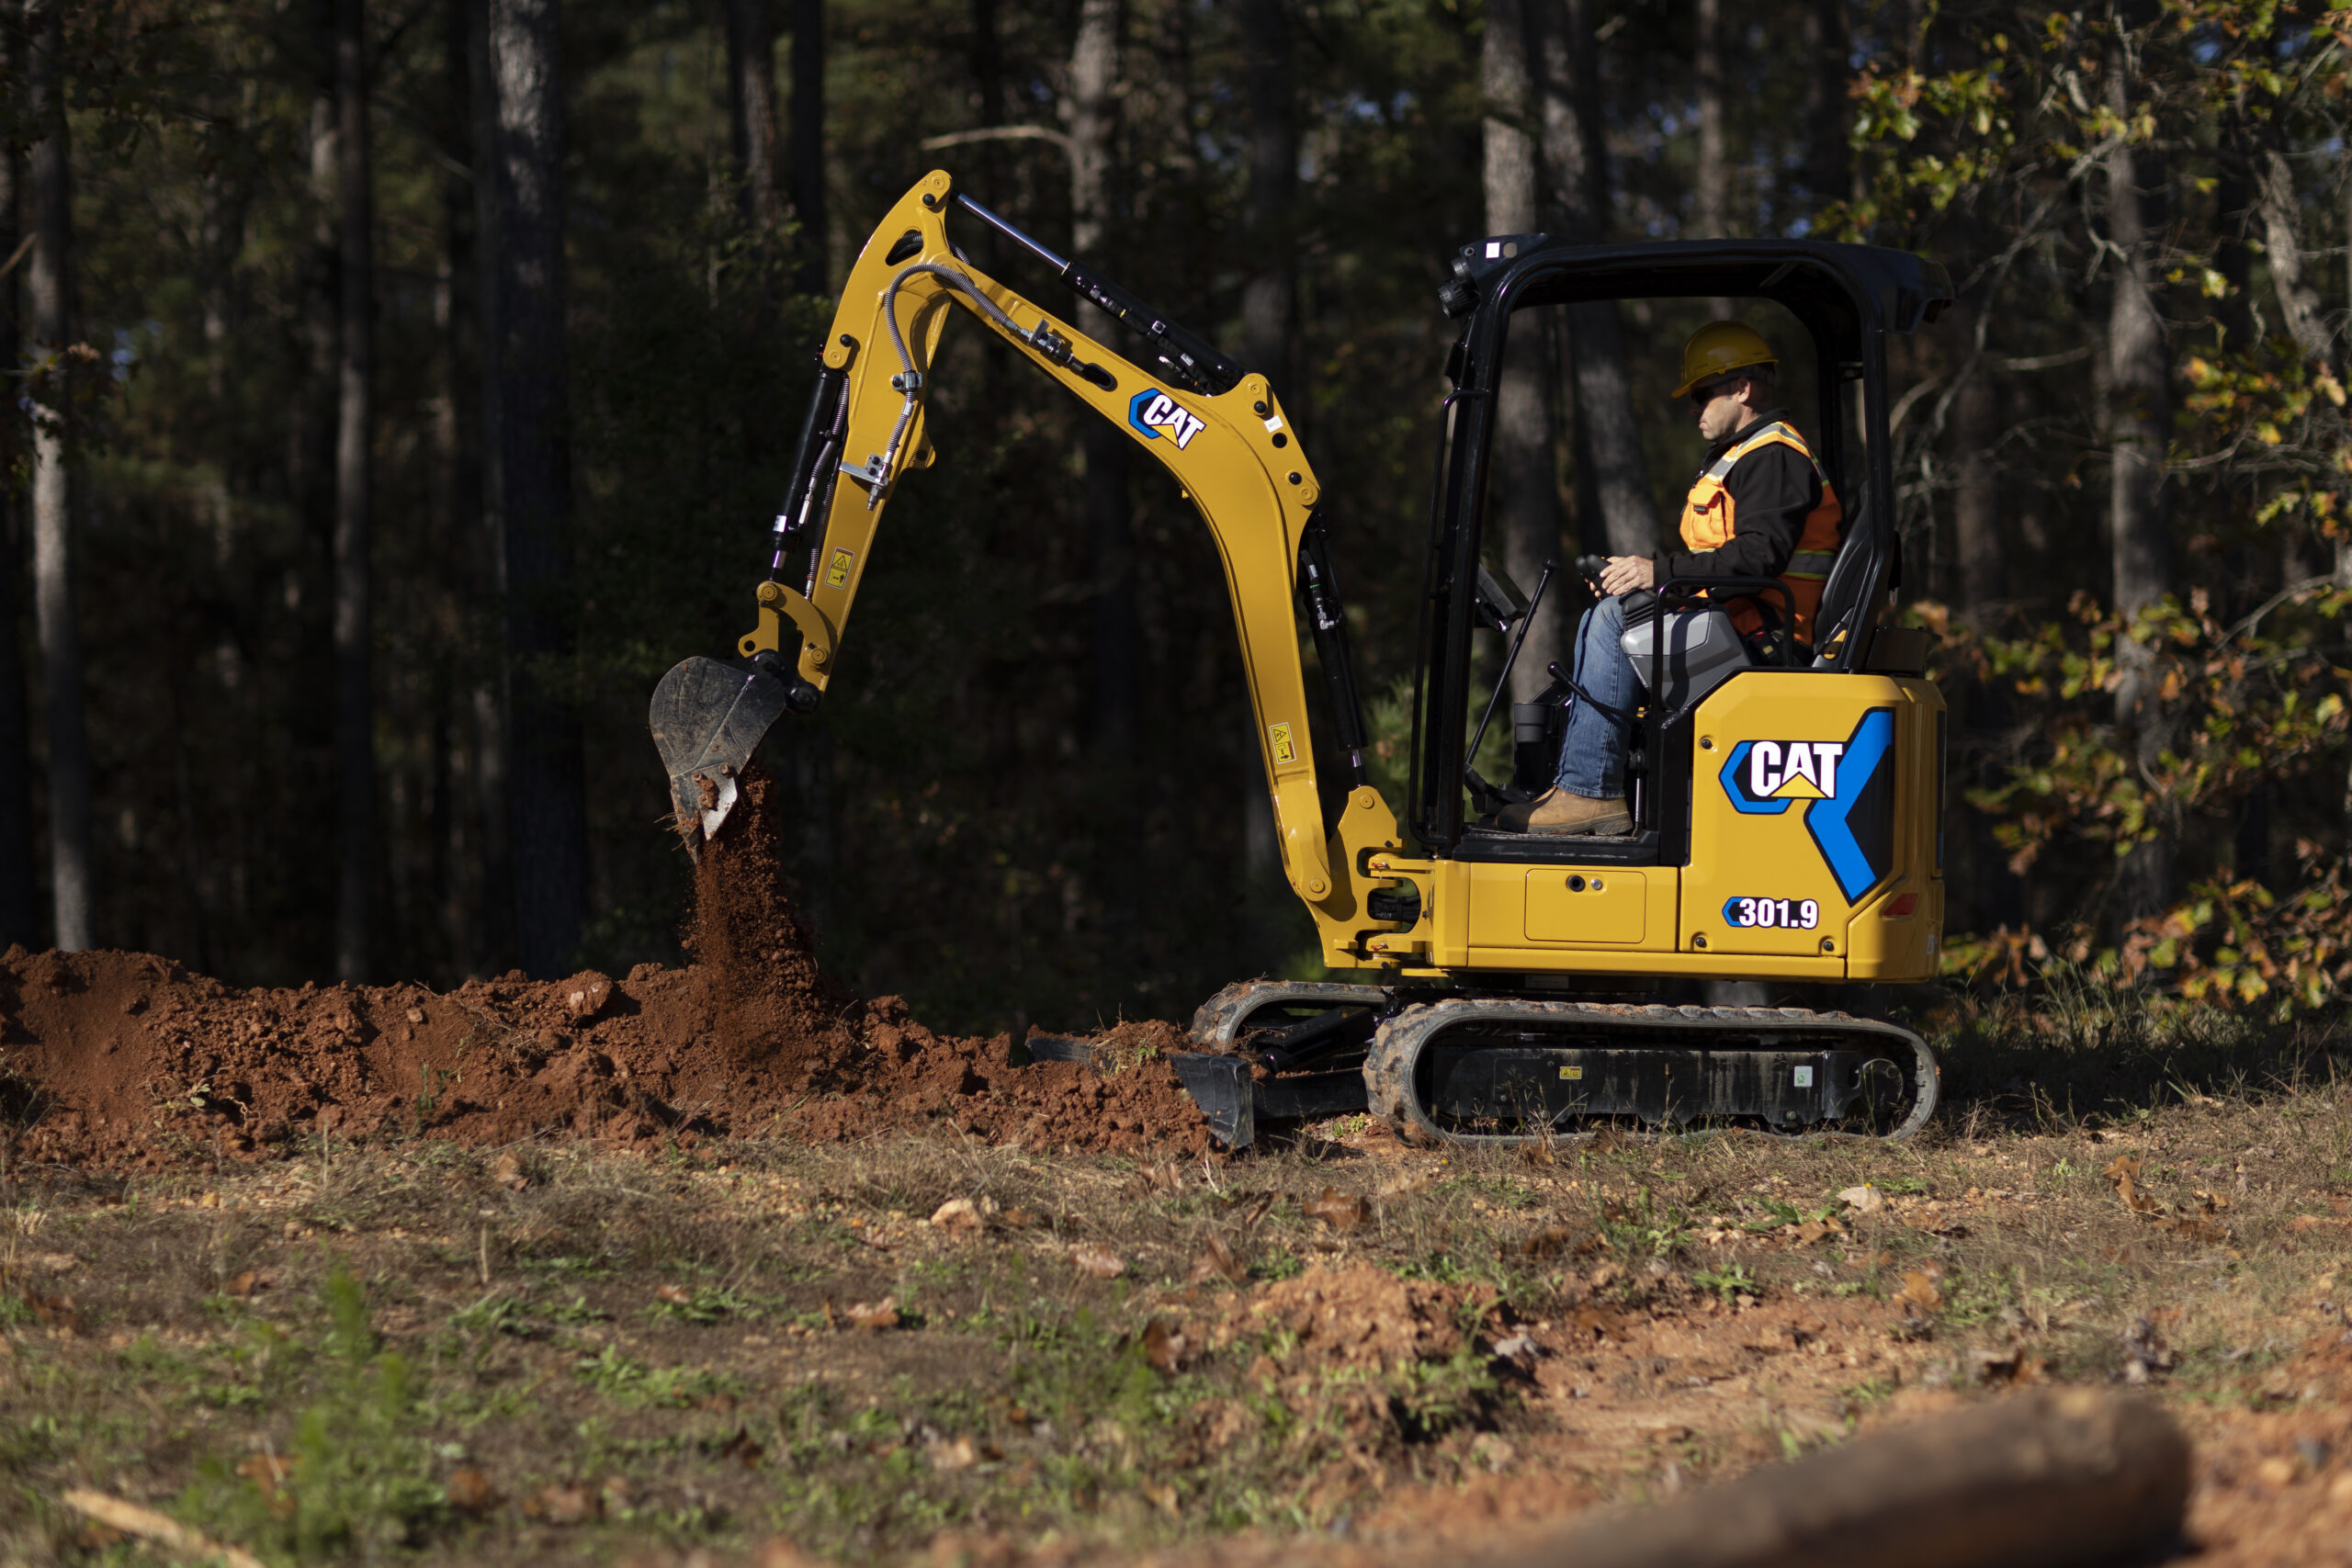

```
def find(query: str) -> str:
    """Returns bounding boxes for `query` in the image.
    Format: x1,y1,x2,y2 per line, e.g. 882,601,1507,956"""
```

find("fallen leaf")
930,1197,986,1233
447,1468,498,1515
1190,1235,1246,1283
522,1484,599,1526
655,1283,693,1305
1141,1318,1187,1373
927,1434,979,1472
26,1292,82,1335
1893,1269,1943,1314
1516,1224,1581,1258
492,1152,529,1191
1070,1245,1125,1280
1566,1307,1622,1339
1837,1184,1884,1213
1303,1187,1370,1231
2105,1154,2160,1215
845,1296,902,1331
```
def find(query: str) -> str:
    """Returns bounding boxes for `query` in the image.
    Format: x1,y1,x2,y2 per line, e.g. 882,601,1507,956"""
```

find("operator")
1500,321,1843,836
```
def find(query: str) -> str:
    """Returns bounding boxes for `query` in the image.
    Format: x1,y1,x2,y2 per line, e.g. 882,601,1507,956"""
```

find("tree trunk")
788,0,826,293
1484,0,1563,707
1540,0,1652,558
726,0,784,232
971,0,1002,126
27,1,90,952
1804,0,1849,209
1694,0,1725,237
468,0,515,973
334,0,377,981
437,0,491,973
1069,0,1135,755
2256,151,2327,360
0,39,36,953
1950,367,2003,615
2104,57,2174,925
487,0,587,978
1238,0,1295,400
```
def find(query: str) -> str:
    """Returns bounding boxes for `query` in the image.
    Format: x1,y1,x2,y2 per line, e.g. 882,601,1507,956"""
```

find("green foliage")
179,1269,447,1562
572,1344,744,1407
1690,1262,1758,1302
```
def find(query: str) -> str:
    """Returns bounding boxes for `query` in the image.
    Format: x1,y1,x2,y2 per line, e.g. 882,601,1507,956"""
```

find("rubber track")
1363,998,1939,1146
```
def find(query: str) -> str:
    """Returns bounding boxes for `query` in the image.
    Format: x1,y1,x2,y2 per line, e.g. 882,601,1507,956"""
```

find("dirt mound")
0,765,1206,1169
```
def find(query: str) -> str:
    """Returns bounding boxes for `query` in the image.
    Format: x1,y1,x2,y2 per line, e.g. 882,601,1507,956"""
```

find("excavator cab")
1414,236,1951,865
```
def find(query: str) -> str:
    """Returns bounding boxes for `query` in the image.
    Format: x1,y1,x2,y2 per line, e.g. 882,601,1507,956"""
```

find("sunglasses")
1689,378,1742,407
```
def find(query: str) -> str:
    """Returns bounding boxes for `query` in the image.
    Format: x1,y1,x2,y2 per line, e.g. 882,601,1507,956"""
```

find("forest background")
0,0,2346,1037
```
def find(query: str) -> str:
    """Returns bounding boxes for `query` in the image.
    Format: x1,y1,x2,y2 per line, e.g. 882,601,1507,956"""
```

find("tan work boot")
1497,786,1634,836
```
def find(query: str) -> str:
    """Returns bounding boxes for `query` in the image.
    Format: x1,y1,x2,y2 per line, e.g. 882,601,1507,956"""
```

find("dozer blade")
650,655,795,852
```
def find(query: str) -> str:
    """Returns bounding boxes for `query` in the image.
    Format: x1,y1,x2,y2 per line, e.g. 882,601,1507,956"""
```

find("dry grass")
2,983,2351,1565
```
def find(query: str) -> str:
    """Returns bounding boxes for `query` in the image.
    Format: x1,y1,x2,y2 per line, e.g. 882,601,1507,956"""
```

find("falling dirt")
0,764,1206,1169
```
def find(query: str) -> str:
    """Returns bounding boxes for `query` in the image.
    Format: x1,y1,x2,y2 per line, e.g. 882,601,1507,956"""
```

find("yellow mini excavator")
650,169,1956,1148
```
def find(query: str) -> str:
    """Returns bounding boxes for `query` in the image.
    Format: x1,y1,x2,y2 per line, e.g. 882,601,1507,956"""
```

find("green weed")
179,1269,448,1561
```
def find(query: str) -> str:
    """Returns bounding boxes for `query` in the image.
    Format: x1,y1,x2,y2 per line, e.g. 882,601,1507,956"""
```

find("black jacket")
1651,410,1826,585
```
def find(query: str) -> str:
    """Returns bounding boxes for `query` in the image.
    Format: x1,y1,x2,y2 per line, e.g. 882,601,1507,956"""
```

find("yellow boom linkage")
661,169,1398,969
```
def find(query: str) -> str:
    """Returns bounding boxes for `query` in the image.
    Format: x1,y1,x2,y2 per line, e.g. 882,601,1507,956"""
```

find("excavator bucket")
649,655,795,852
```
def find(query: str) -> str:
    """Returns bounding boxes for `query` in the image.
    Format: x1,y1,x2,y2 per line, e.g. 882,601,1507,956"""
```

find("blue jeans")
1553,595,1636,798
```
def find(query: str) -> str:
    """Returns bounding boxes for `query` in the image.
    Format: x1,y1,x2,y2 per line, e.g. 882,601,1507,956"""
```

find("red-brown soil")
0,765,1206,1169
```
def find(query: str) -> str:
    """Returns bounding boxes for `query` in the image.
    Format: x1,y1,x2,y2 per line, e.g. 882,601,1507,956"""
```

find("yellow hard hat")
1673,321,1776,399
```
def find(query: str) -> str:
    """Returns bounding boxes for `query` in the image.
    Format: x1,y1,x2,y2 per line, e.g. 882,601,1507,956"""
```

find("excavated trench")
0,766,1206,1169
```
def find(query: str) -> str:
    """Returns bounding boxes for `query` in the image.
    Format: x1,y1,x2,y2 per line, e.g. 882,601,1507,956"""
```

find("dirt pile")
0,766,1207,1169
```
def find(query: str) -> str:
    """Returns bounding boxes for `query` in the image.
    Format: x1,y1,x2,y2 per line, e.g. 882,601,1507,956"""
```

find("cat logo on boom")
1128,389,1207,449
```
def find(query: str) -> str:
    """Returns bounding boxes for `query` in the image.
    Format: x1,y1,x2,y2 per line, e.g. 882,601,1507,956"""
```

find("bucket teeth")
649,656,795,853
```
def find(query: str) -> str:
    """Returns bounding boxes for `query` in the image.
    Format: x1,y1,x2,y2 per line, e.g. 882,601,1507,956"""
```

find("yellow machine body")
1361,675,1944,983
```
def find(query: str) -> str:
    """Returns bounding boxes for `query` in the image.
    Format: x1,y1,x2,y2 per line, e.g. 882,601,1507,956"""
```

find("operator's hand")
1600,555,1656,596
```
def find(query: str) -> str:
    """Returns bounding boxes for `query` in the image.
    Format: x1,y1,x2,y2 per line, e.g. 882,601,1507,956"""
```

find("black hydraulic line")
1298,516,1370,784
1464,560,1553,775
770,366,847,576
949,191,1243,396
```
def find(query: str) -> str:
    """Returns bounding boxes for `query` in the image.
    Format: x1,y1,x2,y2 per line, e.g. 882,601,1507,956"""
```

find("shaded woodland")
1,0,2347,1032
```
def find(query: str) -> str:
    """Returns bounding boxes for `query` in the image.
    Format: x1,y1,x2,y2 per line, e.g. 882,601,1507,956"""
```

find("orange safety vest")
1677,420,1842,646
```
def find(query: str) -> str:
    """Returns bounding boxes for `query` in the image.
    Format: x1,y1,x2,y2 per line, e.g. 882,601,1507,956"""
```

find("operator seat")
1808,489,1888,670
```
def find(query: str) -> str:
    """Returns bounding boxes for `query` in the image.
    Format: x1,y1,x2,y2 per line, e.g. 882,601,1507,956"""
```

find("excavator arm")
649,170,1413,967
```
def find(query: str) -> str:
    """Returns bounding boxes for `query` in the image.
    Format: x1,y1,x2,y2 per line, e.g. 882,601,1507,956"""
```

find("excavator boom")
651,170,1394,957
